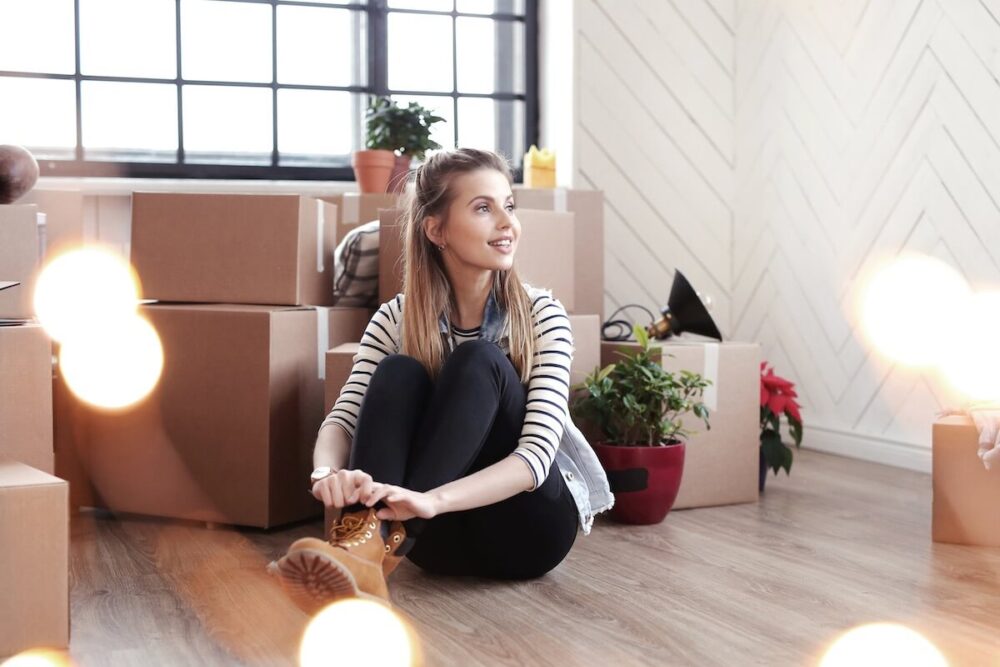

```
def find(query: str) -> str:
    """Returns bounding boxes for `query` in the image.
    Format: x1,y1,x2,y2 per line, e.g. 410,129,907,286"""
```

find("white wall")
543,0,1000,471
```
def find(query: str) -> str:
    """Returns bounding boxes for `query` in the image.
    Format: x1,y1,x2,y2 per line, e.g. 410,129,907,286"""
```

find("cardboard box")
130,192,338,306
319,192,400,239
568,314,600,393
67,304,328,528
378,208,406,305
514,187,604,318
510,209,576,312
18,190,87,258
0,204,43,318
0,324,54,473
933,416,1000,546
0,461,68,657
599,339,760,509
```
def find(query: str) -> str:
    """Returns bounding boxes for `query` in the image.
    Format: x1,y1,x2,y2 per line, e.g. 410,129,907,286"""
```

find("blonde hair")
398,148,535,383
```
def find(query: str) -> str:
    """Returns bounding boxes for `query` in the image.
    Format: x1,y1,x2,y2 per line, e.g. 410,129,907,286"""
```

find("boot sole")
271,548,360,615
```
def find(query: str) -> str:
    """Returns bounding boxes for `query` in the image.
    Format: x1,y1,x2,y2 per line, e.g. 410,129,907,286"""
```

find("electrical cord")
601,303,659,342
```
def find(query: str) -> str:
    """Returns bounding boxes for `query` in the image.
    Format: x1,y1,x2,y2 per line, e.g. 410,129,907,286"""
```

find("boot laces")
329,511,375,545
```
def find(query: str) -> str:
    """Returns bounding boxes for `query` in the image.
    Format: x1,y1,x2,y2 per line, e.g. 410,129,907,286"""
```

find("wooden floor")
65,449,1000,666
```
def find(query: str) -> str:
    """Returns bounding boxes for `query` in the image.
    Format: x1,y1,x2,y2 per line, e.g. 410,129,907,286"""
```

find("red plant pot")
593,441,686,525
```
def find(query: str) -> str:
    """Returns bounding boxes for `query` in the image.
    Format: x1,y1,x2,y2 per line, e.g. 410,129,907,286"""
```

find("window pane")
456,0,524,14
277,6,360,87
183,85,273,162
80,0,176,78
182,0,272,83
388,13,452,93
392,94,454,150
457,17,523,94
278,89,357,163
81,82,177,160
0,0,75,74
0,77,76,156
388,0,452,10
457,97,522,165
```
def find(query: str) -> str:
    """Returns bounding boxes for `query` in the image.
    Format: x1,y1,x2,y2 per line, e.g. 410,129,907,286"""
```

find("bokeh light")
0,649,74,667
938,291,1000,401
819,623,948,666
34,246,141,343
299,598,415,667
859,255,970,367
59,315,164,410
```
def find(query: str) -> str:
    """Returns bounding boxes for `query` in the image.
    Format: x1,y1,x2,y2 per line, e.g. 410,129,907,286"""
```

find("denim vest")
437,284,614,534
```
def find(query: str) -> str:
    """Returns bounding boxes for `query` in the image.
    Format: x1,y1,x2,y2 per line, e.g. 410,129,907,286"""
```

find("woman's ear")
424,215,444,247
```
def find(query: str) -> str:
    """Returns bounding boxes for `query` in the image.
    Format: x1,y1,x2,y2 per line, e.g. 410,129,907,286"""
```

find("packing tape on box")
702,343,719,412
552,187,568,213
343,194,360,224
316,307,329,380
316,200,326,273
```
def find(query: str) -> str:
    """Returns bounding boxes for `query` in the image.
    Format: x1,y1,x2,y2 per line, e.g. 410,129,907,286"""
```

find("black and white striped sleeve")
511,293,574,491
320,295,403,439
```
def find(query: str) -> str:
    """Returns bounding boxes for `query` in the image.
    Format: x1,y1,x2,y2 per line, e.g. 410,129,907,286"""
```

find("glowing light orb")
59,316,163,410
820,623,948,666
1,649,73,667
859,255,969,367
300,599,415,667
938,291,1000,401
34,246,140,343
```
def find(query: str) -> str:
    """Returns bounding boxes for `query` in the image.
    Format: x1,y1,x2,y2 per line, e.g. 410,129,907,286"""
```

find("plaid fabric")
332,220,380,307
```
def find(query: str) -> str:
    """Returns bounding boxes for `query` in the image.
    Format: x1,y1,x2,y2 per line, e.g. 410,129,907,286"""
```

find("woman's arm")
313,422,351,471
366,455,535,521
428,455,535,514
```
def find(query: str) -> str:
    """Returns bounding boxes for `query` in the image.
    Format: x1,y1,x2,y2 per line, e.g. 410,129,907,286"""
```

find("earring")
437,244,445,251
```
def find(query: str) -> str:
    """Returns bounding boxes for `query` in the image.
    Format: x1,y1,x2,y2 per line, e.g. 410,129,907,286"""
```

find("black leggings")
348,339,578,580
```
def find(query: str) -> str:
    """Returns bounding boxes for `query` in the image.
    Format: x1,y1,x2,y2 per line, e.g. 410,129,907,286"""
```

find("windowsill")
35,176,361,197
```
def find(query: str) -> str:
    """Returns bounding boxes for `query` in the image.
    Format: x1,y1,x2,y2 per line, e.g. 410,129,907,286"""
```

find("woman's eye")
505,204,515,212
477,204,489,213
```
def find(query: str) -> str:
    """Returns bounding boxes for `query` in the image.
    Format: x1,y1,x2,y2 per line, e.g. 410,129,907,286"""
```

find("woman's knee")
444,339,507,367
372,353,429,382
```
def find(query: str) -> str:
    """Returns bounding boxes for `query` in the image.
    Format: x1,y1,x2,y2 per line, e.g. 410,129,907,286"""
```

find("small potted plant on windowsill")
353,96,444,193
759,361,803,491
571,324,711,525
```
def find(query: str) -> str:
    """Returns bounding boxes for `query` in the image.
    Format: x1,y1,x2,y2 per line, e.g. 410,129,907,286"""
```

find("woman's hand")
363,483,439,521
311,469,376,508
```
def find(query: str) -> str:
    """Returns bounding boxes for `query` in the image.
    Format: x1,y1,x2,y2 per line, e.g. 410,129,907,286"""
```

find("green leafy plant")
571,324,711,446
759,362,803,475
364,96,445,161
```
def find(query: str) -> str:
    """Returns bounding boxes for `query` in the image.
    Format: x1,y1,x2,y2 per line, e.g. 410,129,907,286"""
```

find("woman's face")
430,168,520,274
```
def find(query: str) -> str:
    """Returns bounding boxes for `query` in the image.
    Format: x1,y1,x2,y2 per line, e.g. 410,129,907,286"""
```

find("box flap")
0,460,65,489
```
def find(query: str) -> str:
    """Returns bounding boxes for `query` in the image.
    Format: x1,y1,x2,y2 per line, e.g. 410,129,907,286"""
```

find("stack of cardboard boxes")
0,202,68,657
58,192,395,529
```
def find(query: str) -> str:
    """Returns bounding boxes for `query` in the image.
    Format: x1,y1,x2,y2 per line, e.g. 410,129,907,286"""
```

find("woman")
270,148,612,613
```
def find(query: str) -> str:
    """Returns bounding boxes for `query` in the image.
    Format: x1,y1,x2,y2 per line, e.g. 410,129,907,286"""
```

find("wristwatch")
310,466,335,485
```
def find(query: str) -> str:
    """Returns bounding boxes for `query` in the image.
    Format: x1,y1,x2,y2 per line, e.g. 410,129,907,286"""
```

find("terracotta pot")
593,440,686,525
0,145,39,204
387,154,412,194
351,149,395,193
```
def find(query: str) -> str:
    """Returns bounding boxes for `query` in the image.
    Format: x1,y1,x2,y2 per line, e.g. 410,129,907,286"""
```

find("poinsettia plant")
760,362,803,475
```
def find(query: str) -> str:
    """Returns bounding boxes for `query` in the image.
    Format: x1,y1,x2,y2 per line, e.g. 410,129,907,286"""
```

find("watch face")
311,467,332,482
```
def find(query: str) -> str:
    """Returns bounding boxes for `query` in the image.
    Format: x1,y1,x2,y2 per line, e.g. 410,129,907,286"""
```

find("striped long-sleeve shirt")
321,288,575,490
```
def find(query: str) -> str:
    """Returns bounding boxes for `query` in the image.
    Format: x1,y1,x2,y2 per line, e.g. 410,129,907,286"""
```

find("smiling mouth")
488,240,512,248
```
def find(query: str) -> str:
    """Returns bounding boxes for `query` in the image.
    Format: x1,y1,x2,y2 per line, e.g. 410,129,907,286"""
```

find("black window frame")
1,0,537,180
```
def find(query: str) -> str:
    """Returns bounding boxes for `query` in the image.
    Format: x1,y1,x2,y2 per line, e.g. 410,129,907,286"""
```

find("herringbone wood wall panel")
580,0,999,470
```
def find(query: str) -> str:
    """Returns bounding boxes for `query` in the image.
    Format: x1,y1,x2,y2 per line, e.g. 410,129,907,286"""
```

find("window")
0,0,537,180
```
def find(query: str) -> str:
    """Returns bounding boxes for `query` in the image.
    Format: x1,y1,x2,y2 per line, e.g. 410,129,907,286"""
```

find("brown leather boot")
269,508,391,615
382,520,408,577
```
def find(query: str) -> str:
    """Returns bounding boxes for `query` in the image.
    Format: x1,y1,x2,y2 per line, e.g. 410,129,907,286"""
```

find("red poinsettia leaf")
769,393,788,416
786,400,802,422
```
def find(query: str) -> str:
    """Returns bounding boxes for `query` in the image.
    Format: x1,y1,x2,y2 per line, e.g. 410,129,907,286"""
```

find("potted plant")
354,96,444,194
572,324,711,524
759,361,803,491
